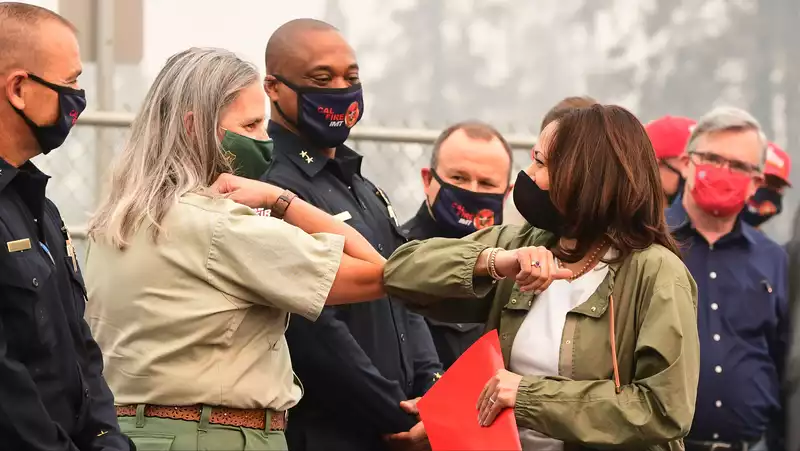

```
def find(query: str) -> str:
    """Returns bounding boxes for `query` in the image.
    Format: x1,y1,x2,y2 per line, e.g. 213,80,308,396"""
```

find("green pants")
119,405,288,451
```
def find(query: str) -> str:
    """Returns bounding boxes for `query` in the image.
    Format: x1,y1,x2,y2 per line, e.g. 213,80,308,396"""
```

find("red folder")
418,330,521,451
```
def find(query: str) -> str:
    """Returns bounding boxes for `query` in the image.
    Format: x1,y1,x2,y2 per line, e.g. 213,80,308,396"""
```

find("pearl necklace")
558,241,606,281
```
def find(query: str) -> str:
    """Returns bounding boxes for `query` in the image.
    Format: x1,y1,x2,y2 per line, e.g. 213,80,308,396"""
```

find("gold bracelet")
488,248,506,280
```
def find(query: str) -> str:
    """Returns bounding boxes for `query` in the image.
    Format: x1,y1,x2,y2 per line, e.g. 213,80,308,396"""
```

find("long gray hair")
88,47,260,249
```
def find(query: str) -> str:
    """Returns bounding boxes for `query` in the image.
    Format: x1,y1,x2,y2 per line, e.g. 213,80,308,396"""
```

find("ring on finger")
489,396,497,404
532,260,541,268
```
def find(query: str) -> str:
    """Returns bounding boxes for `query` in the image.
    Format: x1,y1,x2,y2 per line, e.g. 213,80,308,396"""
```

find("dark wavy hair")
545,104,681,263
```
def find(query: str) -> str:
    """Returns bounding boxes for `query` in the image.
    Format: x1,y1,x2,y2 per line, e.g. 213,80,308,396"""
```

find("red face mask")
690,164,752,217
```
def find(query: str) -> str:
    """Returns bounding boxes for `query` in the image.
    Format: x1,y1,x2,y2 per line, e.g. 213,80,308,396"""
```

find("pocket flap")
0,249,52,291
127,433,176,451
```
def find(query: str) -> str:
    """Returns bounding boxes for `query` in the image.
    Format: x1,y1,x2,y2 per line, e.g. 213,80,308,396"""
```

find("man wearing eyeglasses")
666,107,788,451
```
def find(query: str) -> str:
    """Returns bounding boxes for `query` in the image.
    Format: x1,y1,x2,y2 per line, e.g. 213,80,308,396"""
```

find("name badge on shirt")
333,211,352,222
6,238,31,253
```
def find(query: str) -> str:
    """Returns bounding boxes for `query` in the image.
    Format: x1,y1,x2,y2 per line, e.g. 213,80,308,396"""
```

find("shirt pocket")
0,250,56,352
726,279,776,336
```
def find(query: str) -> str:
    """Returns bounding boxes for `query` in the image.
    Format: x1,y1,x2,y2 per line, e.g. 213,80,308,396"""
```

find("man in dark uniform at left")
0,3,132,450
261,18,441,451
401,121,512,370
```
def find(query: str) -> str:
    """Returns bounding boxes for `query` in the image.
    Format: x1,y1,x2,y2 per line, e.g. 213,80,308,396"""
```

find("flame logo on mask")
473,209,496,229
344,102,360,128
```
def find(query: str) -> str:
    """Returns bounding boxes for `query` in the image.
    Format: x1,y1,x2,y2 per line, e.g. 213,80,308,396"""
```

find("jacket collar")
267,121,363,180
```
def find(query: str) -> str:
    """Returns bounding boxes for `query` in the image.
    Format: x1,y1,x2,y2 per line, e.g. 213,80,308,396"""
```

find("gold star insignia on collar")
97,430,109,437
305,156,314,164
433,372,442,381
300,150,308,158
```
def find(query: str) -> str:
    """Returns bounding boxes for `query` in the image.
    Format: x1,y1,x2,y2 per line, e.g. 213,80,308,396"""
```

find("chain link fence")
44,114,537,261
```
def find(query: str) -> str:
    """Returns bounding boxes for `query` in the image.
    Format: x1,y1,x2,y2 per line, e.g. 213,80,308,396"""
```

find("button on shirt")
667,200,788,443
0,158,129,450
263,122,442,450
85,193,344,411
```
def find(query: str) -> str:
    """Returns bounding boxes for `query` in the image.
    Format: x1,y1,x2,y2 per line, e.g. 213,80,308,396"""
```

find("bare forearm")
327,254,386,305
262,184,384,265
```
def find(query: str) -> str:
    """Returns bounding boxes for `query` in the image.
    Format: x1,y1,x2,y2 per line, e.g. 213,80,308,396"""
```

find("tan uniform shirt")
84,193,344,411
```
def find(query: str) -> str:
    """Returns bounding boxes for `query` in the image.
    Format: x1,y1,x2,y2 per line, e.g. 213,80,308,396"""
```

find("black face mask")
512,170,565,234
271,74,364,149
661,160,684,205
11,73,86,154
742,187,783,227
428,170,505,238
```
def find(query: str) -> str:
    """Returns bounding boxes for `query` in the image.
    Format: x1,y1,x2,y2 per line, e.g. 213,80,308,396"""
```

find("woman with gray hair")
84,47,387,450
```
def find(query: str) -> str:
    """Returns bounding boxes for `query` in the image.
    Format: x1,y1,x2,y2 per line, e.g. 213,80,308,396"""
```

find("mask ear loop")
661,160,683,177
609,294,622,394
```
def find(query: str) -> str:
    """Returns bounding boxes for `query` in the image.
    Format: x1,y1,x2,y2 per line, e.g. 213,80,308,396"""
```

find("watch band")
271,190,297,220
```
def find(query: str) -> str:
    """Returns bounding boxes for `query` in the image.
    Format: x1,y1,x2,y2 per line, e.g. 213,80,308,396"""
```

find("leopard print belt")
115,404,286,431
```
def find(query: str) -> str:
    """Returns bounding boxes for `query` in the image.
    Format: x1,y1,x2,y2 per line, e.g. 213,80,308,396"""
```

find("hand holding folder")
417,330,521,451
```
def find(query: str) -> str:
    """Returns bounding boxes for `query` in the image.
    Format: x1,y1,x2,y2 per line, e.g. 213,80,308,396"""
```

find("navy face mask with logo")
742,187,783,227
11,73,86,154
428,170,505,238
271,74,364,149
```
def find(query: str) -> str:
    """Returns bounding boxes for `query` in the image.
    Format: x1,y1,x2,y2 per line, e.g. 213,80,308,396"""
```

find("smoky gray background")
41,0,800,258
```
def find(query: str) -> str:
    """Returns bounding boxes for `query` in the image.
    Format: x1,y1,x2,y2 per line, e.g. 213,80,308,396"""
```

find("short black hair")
430,121,513,179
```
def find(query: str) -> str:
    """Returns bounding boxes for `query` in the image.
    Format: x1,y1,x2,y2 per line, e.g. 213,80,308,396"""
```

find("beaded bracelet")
487,248,506,280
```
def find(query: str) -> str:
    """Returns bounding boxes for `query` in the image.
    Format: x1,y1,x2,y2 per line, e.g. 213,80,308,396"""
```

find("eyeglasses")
688,151,762,176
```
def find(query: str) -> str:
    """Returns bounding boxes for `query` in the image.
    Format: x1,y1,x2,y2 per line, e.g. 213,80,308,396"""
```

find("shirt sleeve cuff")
457,242,495,298
513,375,545,430
304,234,345,321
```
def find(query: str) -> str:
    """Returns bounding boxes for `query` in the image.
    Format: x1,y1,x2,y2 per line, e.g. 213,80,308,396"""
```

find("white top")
509,251,612,451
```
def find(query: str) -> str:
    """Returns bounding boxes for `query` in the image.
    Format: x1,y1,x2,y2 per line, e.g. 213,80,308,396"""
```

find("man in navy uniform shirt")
261,18,442,451
401,121,512,370
667,107,788,451
0,3,131,450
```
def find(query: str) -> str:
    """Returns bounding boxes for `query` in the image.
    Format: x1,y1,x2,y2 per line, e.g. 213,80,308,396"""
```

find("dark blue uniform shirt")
667,199,788,444
0,158,129,450
401,202,484,370
262,122,442,451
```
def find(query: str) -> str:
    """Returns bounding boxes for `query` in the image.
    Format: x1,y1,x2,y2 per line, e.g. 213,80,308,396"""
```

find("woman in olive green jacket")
384,105,700,451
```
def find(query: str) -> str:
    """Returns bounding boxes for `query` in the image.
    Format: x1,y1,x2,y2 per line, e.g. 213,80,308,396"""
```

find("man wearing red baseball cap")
645,115,697,206
742,141,792,227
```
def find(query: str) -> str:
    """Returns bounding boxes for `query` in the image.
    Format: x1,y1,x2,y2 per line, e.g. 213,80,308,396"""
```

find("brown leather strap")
115,404,285,431
270,190,297,220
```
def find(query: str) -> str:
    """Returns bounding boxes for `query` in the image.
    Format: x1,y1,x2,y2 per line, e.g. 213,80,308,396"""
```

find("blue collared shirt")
667,199,788,442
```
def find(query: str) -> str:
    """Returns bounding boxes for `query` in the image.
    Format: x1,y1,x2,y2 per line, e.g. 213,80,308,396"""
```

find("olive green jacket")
383,224,700,451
